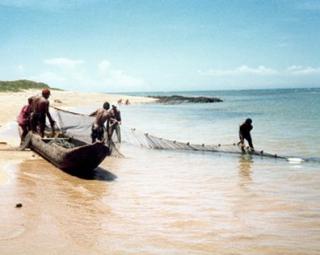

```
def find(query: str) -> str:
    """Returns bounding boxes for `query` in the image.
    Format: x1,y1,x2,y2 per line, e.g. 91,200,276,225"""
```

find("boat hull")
29,133,110,172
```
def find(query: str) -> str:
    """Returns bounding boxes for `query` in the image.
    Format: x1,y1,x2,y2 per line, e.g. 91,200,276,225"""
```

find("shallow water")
1,144,320,254
123,88,320,158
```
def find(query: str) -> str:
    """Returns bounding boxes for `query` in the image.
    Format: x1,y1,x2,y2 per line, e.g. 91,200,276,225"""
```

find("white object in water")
287,157,304,163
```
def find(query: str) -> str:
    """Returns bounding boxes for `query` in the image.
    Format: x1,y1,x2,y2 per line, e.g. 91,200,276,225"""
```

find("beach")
0,88,320,255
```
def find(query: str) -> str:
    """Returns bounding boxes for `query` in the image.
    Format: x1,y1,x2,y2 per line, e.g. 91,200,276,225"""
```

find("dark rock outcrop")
149,95,223,104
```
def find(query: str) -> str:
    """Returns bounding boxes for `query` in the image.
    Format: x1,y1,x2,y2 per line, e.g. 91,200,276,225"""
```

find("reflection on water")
65,166,117,181
238,155,253,187
1,145,320,254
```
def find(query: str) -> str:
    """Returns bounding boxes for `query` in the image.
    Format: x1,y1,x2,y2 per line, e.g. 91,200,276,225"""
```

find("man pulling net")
238,118,254,152
89,102,113,143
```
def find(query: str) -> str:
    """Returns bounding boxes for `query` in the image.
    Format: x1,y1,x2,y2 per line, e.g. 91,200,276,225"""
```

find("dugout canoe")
27,133,111,172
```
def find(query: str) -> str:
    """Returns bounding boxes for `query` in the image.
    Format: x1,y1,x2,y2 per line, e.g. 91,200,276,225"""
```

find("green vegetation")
0,79,51,92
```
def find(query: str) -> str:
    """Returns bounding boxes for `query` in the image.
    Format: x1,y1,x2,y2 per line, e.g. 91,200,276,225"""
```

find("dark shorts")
91,125,104,142
240,134,253,148
31,113,46,131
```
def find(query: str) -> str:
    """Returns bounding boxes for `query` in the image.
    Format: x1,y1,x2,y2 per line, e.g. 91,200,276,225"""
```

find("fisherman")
107,105,122,143
238,118,254,152
17,97,33,143
90,101,113,143
30,88,55,137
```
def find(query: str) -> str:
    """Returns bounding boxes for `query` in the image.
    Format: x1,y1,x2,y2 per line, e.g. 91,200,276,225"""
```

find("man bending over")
90,102,112,143
238,118,254,152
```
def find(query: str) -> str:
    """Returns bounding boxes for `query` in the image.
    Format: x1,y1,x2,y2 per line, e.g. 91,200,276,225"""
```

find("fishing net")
120,127,288,158
51,107,287,160
51,107,93,144
51,107,124,157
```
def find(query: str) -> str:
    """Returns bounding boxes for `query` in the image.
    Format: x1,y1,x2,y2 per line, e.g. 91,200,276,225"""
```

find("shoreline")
0,89,156,125
0,89,156,167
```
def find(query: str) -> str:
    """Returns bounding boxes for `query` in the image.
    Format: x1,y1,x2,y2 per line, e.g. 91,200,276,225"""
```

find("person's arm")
118,111,121,124
89,110,98,117
45,102,55,134
46,105,54,125
109,117,118,126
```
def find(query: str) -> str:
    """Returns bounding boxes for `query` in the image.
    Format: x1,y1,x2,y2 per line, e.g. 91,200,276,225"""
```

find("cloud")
199,65,320,77
199,65,278,76
98,60,145,90
30,58,145,92
44,58,84,69
98,59,145,88
286,65,320,75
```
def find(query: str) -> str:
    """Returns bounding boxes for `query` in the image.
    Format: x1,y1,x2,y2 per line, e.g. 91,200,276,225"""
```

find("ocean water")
1,88,320,254
122,88,320,158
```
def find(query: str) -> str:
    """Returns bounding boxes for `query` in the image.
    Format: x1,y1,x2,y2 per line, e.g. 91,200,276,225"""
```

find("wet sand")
1,90,320,254
1,145,320,254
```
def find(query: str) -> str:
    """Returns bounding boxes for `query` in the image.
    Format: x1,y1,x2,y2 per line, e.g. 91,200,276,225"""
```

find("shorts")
91,125,104,142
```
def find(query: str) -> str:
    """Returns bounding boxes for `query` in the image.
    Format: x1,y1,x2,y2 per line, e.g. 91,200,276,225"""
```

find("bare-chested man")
30,88,55,137
89,102,112,143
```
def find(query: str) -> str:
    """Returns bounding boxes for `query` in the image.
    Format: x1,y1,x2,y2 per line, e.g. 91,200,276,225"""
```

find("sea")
1,88,319,254
122,88,320,158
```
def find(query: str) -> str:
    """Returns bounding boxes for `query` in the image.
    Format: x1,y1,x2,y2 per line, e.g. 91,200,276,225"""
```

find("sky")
1,0,320,92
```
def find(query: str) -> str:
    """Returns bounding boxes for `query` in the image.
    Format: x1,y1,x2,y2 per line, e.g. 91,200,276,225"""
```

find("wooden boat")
27,133,111,172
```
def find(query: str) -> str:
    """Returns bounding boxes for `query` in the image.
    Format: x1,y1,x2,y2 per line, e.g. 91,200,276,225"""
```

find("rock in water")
149,95,223,104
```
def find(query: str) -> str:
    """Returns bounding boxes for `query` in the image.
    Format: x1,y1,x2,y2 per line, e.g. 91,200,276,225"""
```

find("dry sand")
0,89,154,170
0,89,154,125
